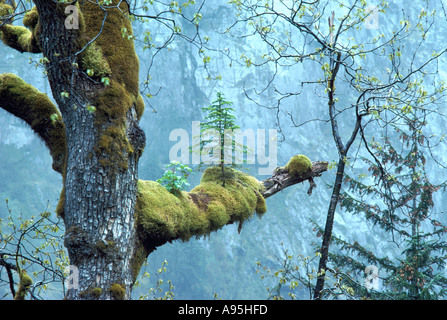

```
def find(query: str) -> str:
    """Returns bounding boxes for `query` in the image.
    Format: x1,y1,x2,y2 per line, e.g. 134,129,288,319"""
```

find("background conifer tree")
329,108,447,299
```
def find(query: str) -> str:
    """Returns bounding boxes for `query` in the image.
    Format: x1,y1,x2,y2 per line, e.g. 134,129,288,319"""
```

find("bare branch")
261,161,328,199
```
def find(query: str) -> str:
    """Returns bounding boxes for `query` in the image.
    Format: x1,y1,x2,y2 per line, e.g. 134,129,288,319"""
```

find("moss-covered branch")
13,269,33,300
135,167,266,251
135,155,328,256
0,73,66,173
262,156,329,199
0,0,14,23
0,3,41,53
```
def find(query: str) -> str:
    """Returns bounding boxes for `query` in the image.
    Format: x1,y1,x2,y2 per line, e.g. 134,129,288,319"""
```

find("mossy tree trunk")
37,1,145,300
0,0,327,300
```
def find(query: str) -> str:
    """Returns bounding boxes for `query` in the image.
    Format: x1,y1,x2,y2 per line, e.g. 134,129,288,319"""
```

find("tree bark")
62,105,143,300
313,49,361,299
31,0,146,299
313,157,345,299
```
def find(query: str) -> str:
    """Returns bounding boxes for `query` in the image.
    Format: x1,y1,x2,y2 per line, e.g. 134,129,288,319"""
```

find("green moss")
0,5,40,53
79,42,112,79
81,1,139,98
193,167,266,220
91,287,103,298
79,287,103,299
109,283,125,300
135,93,145,121
135,167,267,252
91,81,136,171
23,6,38,29
1,25,30,52
129,242,149,282
0,3,13,18
206,201,230,229
17,28,32,49
95,124,133,170
14,269,33,300
20,270,33,287
0,73,66,173
285,155,312,176
255,195,267,214
73,1,144,170
136,180,209,244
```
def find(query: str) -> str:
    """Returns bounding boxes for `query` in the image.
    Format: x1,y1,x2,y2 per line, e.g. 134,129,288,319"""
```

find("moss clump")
129,242,149,282
0,5,41,53
135,167,266,251
78,42,112,79
1,25,33,53
136,180,209,245
14,269,33,300
0,2,13,18
90,287,103,298
81,1,139,97
135,93,145,121
255,195,267,213
109,283,125,300
23,6,38,29
79,287,103,299
285,155,312,176
194,166,267,220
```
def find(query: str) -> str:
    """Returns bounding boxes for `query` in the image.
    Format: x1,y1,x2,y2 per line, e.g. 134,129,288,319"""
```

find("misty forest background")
1,0,447,299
